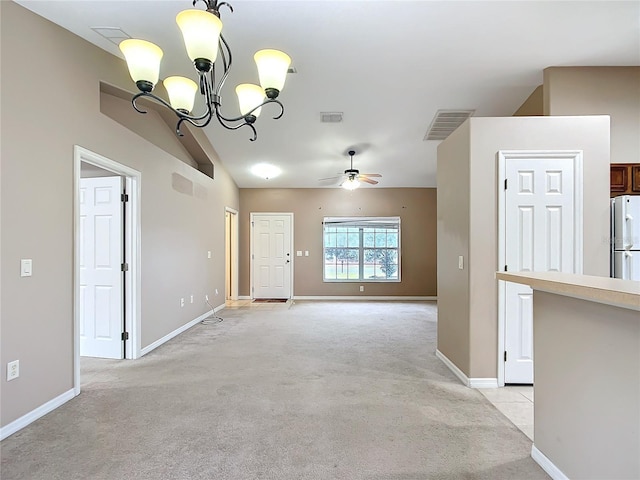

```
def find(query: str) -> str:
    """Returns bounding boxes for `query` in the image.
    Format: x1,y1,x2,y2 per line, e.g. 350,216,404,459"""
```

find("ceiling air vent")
91,27,131,46
320,112,343,123
424,109,475,141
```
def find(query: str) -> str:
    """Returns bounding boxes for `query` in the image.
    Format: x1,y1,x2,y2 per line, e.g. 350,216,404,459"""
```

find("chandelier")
119,0,291,141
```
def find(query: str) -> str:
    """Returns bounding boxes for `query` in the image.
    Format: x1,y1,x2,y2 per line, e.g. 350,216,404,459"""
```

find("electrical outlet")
205,294,209,302
190,295,194,303
359,285,364,292
7,360,19,381
180,298,185,307
458,255,464,270
207,251,212,259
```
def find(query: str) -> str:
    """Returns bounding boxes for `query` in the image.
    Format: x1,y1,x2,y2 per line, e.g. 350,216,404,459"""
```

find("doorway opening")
73,146,141,395
225,207,239,301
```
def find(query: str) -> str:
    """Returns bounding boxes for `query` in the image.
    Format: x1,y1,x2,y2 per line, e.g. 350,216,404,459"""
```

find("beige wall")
534,291,639,479
543,67,640,164
239,188,437,297
437,116,610,378
436,122,471,374
513,85,543,116
1,2,239,428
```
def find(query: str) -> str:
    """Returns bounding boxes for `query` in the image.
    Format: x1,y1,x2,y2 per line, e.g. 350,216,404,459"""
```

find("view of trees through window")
323,217,400,281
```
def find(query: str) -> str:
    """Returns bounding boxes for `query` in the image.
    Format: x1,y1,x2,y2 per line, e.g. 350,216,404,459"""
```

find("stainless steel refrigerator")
612,195,640,280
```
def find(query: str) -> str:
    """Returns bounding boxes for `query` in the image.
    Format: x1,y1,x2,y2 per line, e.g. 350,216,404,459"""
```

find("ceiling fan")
320,150,382,190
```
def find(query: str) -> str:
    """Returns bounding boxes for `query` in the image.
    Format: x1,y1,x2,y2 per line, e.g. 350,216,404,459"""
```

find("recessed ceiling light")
251,163,281,179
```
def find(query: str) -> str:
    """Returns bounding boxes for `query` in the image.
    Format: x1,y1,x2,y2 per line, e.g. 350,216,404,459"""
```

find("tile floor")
478,386,534,440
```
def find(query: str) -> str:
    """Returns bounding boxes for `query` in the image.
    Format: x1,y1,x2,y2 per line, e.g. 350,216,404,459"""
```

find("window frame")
322,216,401,283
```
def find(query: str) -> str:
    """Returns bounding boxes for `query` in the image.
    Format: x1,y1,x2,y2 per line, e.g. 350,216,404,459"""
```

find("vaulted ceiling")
15,0,640,188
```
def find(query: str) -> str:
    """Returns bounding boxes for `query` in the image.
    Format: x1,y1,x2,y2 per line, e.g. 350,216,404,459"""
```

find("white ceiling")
15,0,640,188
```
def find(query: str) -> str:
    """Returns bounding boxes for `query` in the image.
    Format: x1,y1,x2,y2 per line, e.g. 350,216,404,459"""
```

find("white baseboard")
435,349,498,388
140,310,214,357
531,445,569,480
469,378,499,388
293,296,437,301
0,388,76,441
238,295,251,300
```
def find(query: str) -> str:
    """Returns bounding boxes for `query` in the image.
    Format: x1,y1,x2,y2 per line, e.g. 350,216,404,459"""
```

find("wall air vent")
423,109,475,141
320,112,343,123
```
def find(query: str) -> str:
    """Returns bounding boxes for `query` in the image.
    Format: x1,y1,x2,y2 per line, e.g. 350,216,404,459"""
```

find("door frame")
73,146,142,395
225,207,239,301
497,150,583,386
249,212,294,300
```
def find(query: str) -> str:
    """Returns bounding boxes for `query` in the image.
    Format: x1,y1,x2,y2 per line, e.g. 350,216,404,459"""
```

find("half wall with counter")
496,271,639,480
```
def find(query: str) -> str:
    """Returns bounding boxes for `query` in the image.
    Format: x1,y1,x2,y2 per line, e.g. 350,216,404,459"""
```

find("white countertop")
495,271,640,311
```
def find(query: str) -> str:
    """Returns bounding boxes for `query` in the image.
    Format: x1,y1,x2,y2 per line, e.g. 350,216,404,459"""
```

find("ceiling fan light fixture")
342,177,360,190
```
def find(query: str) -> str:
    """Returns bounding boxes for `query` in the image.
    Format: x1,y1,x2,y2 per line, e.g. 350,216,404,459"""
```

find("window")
323,217,400,282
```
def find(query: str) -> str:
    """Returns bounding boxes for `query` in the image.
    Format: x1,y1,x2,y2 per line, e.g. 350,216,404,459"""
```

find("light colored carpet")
1,301,549,479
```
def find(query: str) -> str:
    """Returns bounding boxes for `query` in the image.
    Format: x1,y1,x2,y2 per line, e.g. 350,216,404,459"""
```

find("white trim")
469,378,499,388
435,350,497,388
0,388,76,441
436,349,470,386
73,146,142,398
497,150,583,387
139,310,215,357
238,295,251,300
293,296,436,301
249,212,294,300
225,207,239,301
531,445,569,480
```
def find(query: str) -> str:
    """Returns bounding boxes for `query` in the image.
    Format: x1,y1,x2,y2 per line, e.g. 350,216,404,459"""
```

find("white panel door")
80,176,124,359
252,214,292,299
504,158,575,384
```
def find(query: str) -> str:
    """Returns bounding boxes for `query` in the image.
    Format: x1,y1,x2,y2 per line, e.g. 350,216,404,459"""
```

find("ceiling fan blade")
359,177,378,185
318,175,343,181
359,173,382,178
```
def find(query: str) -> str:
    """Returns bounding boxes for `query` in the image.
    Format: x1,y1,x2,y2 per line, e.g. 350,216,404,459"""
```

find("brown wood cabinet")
610,163,640,197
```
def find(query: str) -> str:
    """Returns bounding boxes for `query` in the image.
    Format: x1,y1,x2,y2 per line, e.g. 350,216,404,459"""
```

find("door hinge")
251,254,254,260
121,262,129,272
504,351,507,362
121,193,129,202
504,264,508,272
504,179,508,190
122,332,129,341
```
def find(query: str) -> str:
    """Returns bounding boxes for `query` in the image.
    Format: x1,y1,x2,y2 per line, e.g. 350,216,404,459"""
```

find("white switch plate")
458,255,464,270
305,251,309,257
190,295,194,303
207,251,212,259
7,360,19,381
205,294,209,302
20,259,32,277
180,298,185,307
215,289,219,295
296,251,302,257
359,286,364,292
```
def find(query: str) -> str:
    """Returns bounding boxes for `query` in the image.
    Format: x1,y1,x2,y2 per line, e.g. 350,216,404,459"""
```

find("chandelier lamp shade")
119,0,292,141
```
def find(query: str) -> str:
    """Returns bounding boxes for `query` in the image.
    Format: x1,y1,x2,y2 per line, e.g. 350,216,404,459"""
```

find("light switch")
207,251,212,259
21,259,32,277
305,251,309,257
458,255,464,270
296,251,302,257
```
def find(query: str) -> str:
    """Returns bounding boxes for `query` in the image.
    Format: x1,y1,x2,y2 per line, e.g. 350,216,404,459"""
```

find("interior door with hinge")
503,157,576,384
251,214,292,299
79,176,125,359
